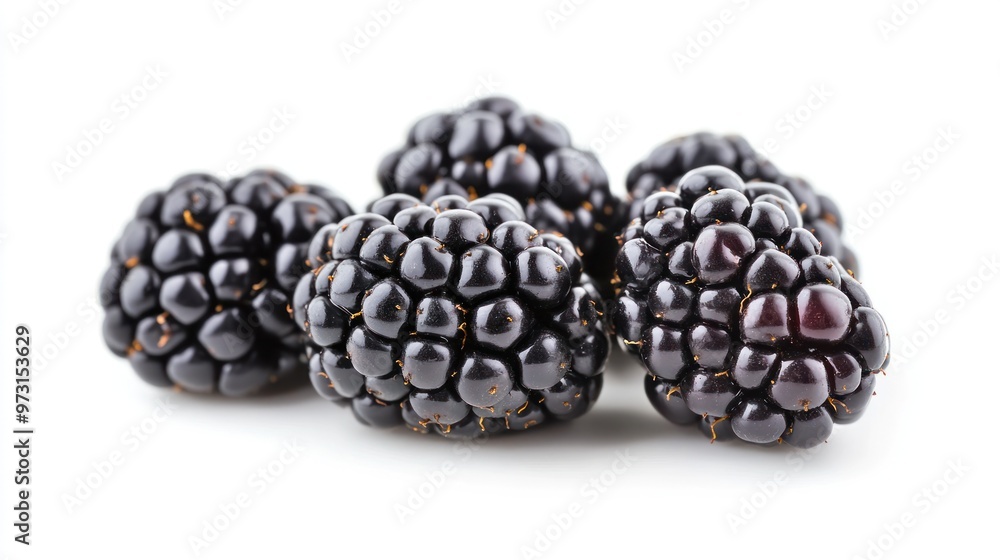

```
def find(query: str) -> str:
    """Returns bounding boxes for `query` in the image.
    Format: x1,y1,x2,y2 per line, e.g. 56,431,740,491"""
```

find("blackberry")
292,193,608,438
100,170,354,396
614,166,888,447
625,132,858,274
377,96,625,291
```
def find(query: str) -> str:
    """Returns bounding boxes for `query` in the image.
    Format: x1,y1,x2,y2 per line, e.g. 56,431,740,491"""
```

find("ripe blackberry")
292,193,608,438
614,166,888,447
625,132,858,274
100,170,354,396
377,96,625,290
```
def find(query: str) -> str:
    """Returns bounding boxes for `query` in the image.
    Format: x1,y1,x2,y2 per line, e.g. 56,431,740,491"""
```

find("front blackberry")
625,132,858,274
614,166,888,447
292,193,609,438
100,170,354,396
377,96,625,290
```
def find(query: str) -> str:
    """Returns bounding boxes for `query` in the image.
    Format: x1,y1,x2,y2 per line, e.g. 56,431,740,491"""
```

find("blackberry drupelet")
292,193,609,438
377,96,625,290
625,132,858,274
614,166,888,447
100,170,354,396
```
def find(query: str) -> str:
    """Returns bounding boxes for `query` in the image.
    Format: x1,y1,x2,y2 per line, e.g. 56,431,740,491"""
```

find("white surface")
2,1,998,558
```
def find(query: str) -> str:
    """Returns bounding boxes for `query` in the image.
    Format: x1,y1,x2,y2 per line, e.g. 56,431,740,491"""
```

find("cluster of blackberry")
101,97,887,446
377,97,625,290
290,193,608,437
614,166,887,447
626,133,858,274
101,170,352,396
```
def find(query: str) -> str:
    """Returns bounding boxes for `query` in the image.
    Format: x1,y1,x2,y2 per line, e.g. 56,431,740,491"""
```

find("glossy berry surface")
614,166,889,448
377,96,625,292
293,193,608,438
625,132,859,275
101,170,353,396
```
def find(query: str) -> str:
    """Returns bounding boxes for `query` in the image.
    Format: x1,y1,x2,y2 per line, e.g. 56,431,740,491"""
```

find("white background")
2,1,998,558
